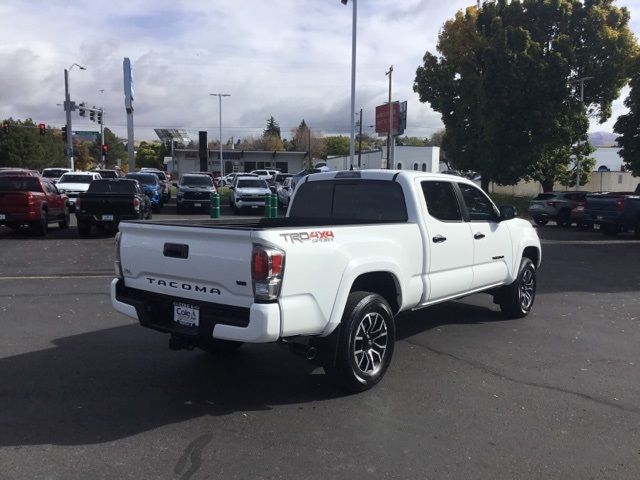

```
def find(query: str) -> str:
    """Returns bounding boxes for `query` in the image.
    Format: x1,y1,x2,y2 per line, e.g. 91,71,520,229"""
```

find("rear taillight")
616,198,625,212
251,244,285,301
133,197,140,211
114,232,123,278
26,192,37,206
546,201,556,207
75,197,80,209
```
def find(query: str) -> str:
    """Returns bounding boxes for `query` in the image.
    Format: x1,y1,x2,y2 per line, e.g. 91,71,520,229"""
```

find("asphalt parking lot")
1,205,639,480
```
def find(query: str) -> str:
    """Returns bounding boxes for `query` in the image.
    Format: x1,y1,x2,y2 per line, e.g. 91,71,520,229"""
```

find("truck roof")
304,169,480,186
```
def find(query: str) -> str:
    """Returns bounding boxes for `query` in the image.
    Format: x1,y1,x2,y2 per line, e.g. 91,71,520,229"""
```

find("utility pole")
210,93,230,177
99,89,105,168
342,0,357,169
576,76,594,191
357,108,363,168
308,125,312,169
386,65,393,169
64,63,85,170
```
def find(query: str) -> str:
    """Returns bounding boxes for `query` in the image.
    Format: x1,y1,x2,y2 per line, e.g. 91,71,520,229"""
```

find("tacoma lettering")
146,277,220,295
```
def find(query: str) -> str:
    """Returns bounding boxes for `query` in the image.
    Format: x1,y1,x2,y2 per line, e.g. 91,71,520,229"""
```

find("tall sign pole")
64,69,74,170
123,58,135,171
386,65,393,169
342,0,357,169
209,93,230,177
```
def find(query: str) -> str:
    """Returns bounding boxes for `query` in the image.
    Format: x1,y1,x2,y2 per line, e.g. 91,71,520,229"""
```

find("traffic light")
38,123,46,135
102,143,109,155
89,109,95,122
61,125,67,142
2,121,8,133
97,110,103,124
79,102,86,117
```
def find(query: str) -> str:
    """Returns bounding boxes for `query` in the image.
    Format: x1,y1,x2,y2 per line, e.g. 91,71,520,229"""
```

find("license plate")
102,214,114,221
530,205,542,210
0,214,5,220
594,224,600,230
194,203,201,207
596,215,603,220
251,205,259,209
173,302,200,327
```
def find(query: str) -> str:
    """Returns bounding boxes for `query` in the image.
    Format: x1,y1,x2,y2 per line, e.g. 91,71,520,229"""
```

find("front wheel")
499,258,536,319
31,210,48,236
324,292,395,392
533,217,548,226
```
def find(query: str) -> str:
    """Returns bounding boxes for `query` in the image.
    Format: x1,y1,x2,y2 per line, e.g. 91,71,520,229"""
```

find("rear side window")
88,180,137,193
0,177,42,192
290,180,407,222
421,181,462,221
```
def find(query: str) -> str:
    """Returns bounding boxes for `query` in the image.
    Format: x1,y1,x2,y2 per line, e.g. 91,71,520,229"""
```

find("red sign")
375,102,400,135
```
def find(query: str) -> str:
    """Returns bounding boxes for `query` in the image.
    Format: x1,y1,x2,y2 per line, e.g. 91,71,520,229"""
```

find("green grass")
489,193,532,218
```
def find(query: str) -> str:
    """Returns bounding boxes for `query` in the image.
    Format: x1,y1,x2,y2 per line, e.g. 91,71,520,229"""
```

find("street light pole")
63,63,86,170
210,93,230,177
99,89,105,168
575,76,594,191
386,65,393,169
342,0,357,169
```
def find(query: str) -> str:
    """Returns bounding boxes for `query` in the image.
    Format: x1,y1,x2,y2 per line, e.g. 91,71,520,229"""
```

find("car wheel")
152,205,161,214
31,210,48,236
58,207,70,229
324,292,395,392
498,258,536,319
533,217,548,226
199,339,243,355
6,222,21,231
602,224,619,236
558,209,572,227
77,220,91,237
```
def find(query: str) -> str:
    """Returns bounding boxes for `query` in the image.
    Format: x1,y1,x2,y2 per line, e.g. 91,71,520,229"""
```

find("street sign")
74,130,99,136
375,101,407,136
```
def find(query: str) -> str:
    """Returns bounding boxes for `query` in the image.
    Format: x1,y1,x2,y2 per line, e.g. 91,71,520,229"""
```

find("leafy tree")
414,1,637,191
0,118,67,170
263,135,284,151
396,136,427,146
324,135,350,157
74,140,95,171
88,128,127,169
614,58,640,175
135,141,164,169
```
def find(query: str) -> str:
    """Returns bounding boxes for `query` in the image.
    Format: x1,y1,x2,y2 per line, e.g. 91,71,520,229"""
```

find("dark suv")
527,191,589,226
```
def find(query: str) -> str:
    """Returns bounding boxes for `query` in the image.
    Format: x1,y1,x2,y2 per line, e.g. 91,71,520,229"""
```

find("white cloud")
0,0,638,143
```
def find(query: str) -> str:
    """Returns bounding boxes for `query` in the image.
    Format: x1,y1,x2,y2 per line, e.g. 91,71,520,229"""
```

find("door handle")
432,235,447,243
474,232,486,240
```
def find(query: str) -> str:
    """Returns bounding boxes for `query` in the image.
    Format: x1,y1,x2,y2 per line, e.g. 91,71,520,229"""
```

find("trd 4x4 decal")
280,231,335,244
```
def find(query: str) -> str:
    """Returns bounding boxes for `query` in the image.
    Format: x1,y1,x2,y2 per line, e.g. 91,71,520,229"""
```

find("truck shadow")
0,300,502,448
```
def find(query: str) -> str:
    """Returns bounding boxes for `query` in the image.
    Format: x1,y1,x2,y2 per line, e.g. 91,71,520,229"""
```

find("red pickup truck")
0,176,70,235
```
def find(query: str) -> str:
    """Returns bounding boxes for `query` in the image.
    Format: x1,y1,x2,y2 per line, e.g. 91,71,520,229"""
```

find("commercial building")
325,146,443,173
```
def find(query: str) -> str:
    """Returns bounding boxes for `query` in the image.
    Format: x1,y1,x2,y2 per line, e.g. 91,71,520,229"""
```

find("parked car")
218,173,237,187
582,191,640,236
124,173,163,213
176,174,216,214
527,191,589,226
269,172,293,192
140,168,171,202
0,175,69,235
75,178,152,237
189,171,218,183
111,170,541,391
91,169,121,179
230,176,271,214
250,169,279,180
42,168,72,183
56,171,103,212
276,176,294,208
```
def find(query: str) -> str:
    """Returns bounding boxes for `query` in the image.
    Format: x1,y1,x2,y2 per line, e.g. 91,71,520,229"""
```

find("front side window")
421,181,462,222
458,183,498,221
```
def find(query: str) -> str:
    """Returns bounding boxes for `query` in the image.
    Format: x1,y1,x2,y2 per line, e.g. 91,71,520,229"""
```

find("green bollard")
210,191,220,218
264,195,271,218
270,193,278,218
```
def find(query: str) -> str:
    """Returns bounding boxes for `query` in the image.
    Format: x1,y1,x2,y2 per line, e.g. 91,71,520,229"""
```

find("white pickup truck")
111,170,541,391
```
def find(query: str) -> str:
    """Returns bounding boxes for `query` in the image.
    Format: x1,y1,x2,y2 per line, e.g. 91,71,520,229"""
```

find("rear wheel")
602,224,619,236
324,292,395,392
78,220,91,237
31,210,48,236
533,217,548,226
556,209,571,227
58,207,70,229
498,258,536,319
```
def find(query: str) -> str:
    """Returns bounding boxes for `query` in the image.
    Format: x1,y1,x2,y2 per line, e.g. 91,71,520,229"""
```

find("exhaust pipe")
169,334,195,351
287,342,317,361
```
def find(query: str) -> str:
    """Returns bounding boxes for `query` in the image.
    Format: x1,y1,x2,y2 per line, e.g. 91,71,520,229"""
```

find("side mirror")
499,205,518,221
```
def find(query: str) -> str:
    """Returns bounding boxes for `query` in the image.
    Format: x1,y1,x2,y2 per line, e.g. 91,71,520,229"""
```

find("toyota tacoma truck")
111,171,541,391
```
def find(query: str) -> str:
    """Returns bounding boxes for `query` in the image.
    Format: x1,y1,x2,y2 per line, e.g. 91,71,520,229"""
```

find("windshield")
125,173,158,185
58,174,94,184
0,177,42,192
42,169,68,178
94,170,118,178
237,179,268,189
87,180,137,193
181,175,212,187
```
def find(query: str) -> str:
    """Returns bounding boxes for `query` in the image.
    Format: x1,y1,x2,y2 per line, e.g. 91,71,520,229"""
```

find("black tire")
31,210,48,236
533,217,548,226
602,224,619,236
58,207,70,229
199,339,243,354
556,209,571,227
152,205,161,214
78,220,91,237
6,222,21,231
324,291,395,392
499,258,536,319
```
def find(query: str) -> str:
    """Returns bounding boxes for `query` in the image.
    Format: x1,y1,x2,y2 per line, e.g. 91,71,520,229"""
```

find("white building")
326,146,443,172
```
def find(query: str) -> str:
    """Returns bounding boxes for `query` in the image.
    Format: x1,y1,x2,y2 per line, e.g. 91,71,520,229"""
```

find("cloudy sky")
1,0,639,144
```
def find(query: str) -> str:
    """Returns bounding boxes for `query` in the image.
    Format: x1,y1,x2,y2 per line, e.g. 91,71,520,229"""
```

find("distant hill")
588,131,617,147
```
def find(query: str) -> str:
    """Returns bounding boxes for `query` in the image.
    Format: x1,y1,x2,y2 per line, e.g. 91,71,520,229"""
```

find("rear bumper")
110,278,280,343
77,213,140,224
0,211,39,224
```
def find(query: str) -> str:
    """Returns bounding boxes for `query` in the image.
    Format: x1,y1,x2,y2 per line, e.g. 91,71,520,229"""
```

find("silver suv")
528,191,588,226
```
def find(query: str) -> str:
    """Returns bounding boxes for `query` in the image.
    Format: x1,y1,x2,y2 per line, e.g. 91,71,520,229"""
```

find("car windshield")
58,174,94,184
42,169,68,178
181,176,212,186
94,170,119,178
237,179,268,188
0,177,42,192
126,173,158,185
87,180,137,193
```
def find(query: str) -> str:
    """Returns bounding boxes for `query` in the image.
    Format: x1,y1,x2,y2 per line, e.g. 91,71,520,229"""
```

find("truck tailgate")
119,221,255,308
79,193,137,215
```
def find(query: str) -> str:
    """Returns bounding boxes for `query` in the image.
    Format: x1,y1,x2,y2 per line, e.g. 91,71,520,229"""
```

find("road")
1,208,639,479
